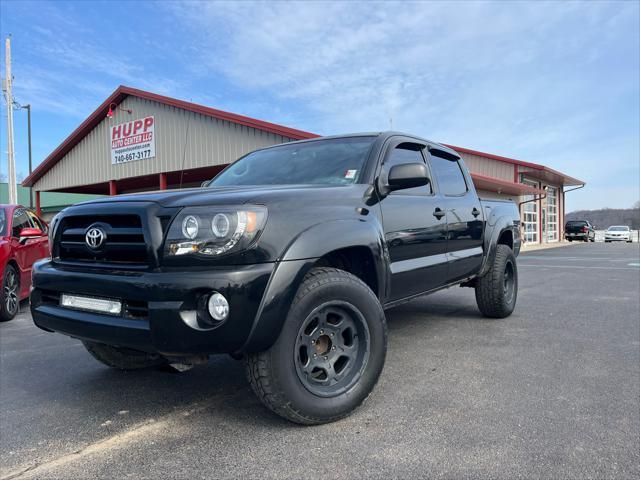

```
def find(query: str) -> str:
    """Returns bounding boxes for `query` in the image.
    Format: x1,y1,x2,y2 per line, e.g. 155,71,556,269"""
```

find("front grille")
57,215,149,266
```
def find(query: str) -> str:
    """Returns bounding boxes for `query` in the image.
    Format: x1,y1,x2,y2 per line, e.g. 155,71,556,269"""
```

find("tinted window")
566,221,587,227
429,154,468,196
210,137,375,186
385,143,432,195
12,208,33,237
29,212,47,233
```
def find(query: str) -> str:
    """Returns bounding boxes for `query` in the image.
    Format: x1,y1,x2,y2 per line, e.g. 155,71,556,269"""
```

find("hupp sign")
110,116,156,164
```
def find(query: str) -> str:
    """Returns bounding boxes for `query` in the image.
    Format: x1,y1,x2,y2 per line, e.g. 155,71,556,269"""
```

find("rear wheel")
475,244,518,318
246,267,387,425
82,341,167,370
0,265,20,322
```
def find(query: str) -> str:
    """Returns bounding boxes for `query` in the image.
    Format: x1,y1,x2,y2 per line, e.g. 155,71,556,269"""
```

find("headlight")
182,215,199,239
165,206,267,257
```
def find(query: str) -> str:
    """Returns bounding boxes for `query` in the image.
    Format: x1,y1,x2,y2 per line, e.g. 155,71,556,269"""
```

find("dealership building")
23,85,584,244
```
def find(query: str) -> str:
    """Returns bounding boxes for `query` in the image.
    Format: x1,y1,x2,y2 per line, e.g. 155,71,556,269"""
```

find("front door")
380,141,448,301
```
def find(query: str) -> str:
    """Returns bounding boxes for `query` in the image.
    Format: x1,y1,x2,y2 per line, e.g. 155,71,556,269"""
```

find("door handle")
433,207,446,220
472,207,481,218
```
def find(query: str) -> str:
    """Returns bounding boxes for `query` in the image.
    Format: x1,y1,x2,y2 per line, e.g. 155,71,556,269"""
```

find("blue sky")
1,0,638,211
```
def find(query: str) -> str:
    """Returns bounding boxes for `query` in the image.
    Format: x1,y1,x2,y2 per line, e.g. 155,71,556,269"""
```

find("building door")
546,186,558,242
521,179,539,244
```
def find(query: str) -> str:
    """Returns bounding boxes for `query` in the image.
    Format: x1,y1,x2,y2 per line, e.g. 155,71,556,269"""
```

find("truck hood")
75,184,363,208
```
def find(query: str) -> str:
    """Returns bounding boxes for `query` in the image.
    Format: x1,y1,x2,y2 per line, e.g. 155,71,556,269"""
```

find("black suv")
32,132,521,424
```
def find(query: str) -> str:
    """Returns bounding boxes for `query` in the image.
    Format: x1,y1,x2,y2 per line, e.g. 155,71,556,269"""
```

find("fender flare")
478,215,520,277
240,219,387,353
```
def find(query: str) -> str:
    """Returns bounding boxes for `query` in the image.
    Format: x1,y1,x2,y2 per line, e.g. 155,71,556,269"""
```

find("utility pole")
24,104,32,208
3,37,18,204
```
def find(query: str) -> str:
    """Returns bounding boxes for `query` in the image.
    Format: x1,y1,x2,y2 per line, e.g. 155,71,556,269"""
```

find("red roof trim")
447,144,584,187
23,85,319,187
470,172,545,196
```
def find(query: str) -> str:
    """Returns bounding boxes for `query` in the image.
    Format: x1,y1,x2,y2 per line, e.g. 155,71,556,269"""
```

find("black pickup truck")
31,132,521,424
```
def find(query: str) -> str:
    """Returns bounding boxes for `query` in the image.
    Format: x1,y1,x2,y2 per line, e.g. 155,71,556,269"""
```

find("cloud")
168,0,639,210
2,0,637,210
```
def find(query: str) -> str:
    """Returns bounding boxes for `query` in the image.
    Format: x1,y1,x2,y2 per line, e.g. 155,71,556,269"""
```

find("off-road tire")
82,341,167,370
475,244,518,318
0,264,20,322
246,267,387,425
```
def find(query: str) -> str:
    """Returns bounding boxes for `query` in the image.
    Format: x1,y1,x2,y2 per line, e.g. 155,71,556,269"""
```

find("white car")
604,225,632,243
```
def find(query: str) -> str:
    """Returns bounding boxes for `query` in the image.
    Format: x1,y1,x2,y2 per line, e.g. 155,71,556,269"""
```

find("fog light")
207,292,229,322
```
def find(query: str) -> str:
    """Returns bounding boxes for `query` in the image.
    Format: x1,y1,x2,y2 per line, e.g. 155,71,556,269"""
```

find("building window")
522,179,539,243
546,186,558,242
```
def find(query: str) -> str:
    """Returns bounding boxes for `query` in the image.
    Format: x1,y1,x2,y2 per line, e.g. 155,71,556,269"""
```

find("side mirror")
200,180,210,188
387,163,430,192
19,227,44,244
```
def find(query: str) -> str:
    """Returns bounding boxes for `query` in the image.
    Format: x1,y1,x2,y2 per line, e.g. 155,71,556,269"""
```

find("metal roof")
22,85,319,187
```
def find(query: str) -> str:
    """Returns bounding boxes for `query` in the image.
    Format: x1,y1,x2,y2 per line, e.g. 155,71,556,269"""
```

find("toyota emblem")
85,226,106,249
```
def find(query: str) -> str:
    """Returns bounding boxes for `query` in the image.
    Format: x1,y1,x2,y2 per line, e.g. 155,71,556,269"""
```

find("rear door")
379,140,448,301
427,151,484,282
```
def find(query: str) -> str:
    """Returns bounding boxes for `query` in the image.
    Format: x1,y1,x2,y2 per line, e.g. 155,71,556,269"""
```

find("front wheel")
475,244,518,318
246,267,387,425
0,265,20,322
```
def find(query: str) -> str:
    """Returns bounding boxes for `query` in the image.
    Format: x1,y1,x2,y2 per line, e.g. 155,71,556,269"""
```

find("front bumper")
604,236,629,241
30,260,274,355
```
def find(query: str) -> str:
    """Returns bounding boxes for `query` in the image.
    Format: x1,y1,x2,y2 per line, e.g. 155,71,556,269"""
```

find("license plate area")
60,293,122,316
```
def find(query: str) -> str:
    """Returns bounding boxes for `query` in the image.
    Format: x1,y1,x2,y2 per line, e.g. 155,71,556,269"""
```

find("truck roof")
254,131,461,159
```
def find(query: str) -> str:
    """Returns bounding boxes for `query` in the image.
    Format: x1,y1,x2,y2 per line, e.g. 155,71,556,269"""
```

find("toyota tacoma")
31,132,521,424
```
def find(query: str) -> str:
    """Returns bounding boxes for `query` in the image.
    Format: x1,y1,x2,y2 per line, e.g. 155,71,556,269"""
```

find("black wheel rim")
4,269,19,315
503,260,515,304
294,301,370,398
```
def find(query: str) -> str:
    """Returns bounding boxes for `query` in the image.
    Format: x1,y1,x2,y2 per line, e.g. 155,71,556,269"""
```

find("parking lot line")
519,263,639,270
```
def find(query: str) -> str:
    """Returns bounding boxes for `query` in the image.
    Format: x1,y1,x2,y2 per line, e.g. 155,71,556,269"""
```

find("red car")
0,205,49,321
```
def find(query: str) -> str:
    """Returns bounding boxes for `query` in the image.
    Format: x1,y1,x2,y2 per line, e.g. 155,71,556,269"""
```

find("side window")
12,209,33,238
29,212,47,233
429,154,468,196
384,143,432,195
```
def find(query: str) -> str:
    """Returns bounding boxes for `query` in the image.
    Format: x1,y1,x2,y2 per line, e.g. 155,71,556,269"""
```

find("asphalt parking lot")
1,242,639,479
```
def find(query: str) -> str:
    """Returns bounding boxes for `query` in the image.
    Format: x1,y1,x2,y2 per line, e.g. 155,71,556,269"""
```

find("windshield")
210,137,375,187
608,226,629,231
0,209,6,236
